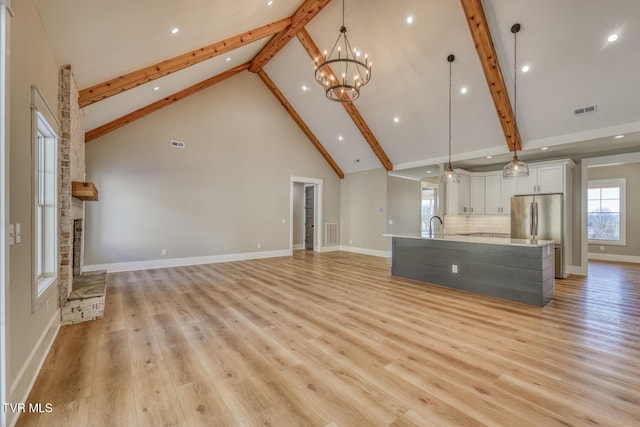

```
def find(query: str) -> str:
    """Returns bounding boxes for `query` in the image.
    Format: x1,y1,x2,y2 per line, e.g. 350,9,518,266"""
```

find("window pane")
587,188,601,200
601,199,620,213
588,212,620,240
587,200,601,213
601,187,620,199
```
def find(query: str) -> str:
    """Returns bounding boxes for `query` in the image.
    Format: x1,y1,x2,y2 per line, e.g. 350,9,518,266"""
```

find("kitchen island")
386,233,555,306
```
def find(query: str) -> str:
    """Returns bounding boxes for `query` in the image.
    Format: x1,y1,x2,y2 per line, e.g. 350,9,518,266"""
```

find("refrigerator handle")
533,201,539,238
529,202,535,236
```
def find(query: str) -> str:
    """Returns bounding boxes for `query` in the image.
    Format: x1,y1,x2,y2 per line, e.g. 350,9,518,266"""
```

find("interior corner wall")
340,168,388,252
84,71,340,267
587,161,640,258
387,176,421,234
7,0,60,422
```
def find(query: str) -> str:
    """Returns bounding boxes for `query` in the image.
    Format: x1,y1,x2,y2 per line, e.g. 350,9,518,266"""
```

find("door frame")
580,151,640,275
290,176,323,252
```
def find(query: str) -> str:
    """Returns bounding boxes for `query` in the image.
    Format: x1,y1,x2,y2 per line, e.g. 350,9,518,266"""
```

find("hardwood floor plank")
17,254,640,426
88,330,137,426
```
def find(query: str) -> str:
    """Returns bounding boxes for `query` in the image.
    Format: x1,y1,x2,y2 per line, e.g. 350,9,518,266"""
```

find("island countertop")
384,233,554,248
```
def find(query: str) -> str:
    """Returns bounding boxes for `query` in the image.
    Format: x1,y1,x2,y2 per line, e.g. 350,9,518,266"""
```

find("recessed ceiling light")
302,85,308,91
406,16,414,24
153,86,160,91
486,155,493,159
614,134,625,139
226,57,231,61
170,27,179,34
426,170,432,174
338,136,344,141
267,0,274,6
393,117,400,123
607,33,618,43
521,65,530,73
541,147,549,150
353,159,360,163
460,87,468,94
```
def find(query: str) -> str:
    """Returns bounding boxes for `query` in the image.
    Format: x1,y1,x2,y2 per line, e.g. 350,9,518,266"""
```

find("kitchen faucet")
429,215,443,237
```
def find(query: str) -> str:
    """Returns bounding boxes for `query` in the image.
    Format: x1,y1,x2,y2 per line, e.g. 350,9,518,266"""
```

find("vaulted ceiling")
34,0,640,178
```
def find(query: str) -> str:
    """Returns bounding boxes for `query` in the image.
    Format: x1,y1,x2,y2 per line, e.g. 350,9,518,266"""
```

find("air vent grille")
325,223,339,246
170,140,185,149
574,104,597,115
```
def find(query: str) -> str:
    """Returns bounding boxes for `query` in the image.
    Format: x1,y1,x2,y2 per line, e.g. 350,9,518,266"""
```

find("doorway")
304,186,314,250
290,176,323,253
421,184,438,236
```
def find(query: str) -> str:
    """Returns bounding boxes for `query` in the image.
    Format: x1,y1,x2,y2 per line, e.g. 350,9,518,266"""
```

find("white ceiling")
34,0,640,175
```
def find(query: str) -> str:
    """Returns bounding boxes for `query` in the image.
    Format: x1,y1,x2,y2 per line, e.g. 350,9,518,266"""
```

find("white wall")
84,72,341,268
340,168,388,254
7,0,60,424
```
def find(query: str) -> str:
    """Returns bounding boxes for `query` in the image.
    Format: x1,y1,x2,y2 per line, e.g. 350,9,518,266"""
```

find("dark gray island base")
388,234,555,307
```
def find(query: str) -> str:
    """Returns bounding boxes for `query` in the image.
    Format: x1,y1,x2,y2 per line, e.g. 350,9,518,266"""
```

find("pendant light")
503,23,529,178
441,54,460,184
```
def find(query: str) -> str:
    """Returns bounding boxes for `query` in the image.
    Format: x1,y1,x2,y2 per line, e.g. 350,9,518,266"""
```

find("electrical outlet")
452,264,458,273
257,243,261,249
349,240,353,245
161,249,168,256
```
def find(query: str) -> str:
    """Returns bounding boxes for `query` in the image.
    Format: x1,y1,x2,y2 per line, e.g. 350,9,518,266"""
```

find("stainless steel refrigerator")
511,193,563,278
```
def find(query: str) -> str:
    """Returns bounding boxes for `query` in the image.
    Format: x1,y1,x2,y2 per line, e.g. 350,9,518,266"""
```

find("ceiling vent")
574,104,597,116
170,140,185,149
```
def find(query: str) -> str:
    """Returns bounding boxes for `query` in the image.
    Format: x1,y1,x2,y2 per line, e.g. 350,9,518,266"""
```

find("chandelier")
314,0,371,102
503,23,529,178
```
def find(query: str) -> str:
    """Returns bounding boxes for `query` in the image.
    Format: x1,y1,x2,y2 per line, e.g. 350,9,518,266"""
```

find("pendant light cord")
513,25,518,154
448,58,453,167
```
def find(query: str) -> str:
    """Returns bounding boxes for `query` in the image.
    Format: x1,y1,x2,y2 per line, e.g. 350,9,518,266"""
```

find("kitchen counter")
384,233,555,248
386,234,555,306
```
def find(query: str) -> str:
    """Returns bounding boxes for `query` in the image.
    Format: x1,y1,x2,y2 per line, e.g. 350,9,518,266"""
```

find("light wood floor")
17,252,640,426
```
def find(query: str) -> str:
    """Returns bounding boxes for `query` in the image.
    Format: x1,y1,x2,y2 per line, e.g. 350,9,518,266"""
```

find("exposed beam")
249,0,332,73
79,18,291,108
256,69,344,179
85,63,250,143
296,28,393,171
460,0,521,151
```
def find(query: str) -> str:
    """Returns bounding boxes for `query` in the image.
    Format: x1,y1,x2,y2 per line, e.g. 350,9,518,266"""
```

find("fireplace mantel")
72,181,98,201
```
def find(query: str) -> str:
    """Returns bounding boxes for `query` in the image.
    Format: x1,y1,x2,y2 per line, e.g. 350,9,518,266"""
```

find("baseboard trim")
318,245,340,253
293,244,305,250
84,249,293,273
587,252,640,264
565,265,587,276
8,310,60,427
339,245,391,258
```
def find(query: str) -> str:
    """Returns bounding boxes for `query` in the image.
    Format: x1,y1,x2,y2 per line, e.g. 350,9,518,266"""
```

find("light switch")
388,219,393,225
8,223,15,245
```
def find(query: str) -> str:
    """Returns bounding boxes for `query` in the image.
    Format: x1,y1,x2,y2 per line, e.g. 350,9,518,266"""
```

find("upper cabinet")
513,162,569,195
446,173,470,214
446,160,574,216
485,172,514,215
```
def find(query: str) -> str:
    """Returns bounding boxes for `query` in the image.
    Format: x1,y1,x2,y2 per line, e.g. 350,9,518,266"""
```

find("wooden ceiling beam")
256,69,344,179
460,0,521,151
85,63,249,143
249,0,332,73
78,18,291,108
296,28,393,171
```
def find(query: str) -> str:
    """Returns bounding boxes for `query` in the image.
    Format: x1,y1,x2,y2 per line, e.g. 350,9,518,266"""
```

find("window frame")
587,178,626,246
32,109,58,311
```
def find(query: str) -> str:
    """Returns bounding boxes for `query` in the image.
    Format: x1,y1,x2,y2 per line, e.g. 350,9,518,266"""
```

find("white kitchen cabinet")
446,173,470,214
485,173,514,214
514,164,564,195
469,176,486,214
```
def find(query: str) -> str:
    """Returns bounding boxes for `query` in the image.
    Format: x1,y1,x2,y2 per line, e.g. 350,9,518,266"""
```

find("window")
33,111,58,305
587,178,626,245
421,185,438,235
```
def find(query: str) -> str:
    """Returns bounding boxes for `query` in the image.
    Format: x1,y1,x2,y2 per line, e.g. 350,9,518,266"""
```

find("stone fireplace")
58,65,106,324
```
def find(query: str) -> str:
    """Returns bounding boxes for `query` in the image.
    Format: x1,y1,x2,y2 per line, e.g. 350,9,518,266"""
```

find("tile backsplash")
444,215,510,235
